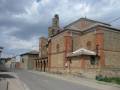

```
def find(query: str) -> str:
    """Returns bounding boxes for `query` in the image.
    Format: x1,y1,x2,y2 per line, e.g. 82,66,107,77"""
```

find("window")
56,44,60,53
90,56,95,65
87,41,92,50
52,29,55,35
90,56,99,65
22,58,24,63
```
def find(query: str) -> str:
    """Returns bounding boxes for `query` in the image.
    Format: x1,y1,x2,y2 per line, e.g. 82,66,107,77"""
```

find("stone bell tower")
48,14,60,37
52,14,59,27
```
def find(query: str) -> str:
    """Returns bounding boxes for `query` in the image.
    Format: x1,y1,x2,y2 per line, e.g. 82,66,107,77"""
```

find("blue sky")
0,0,120,57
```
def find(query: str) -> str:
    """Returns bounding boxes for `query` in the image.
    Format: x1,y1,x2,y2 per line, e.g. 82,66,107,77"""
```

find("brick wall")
95,27,105,67
50,31,67,72
47,16,120,78
66,19,96,30
72,30,96,51
103,28,120,67
49,30,73,72
39,37,48,58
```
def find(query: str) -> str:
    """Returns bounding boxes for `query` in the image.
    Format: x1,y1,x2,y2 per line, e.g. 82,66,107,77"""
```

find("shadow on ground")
0,74,15,79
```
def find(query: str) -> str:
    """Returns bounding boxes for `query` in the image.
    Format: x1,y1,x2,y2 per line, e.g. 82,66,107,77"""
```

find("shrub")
96,75,120,85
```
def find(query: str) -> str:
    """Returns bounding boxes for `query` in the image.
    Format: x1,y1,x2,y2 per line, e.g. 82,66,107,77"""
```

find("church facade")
38,15,120,78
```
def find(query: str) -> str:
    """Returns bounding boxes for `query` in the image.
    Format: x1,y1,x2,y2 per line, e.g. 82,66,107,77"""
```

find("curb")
29,70,120,90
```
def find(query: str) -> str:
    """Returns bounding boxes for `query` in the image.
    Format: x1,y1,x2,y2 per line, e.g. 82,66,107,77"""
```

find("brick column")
38,60,40,71
80,56,85,69
34,60,36,70
96,27,105,67
64,32,72,68
48,41,52,72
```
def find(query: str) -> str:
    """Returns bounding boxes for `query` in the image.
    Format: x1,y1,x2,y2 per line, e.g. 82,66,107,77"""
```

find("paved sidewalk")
29,70,120,90
0,78,8,90
0,72,28,90
8,78,25,90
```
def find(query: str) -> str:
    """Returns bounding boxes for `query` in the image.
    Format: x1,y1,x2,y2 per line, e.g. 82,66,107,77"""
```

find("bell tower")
48,14,60,37
52,14,59,27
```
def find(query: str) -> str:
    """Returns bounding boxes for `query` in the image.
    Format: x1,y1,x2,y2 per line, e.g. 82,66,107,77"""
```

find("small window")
52,29,55,35
90,56,98,65
87,41,92,50
56,44,60,53
22,58,24,63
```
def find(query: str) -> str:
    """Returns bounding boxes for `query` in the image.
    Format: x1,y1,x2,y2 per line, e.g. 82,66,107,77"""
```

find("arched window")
87,41,92,50
52,29,55,35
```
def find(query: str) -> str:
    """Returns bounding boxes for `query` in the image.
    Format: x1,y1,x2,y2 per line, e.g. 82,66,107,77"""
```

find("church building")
38,14,120,78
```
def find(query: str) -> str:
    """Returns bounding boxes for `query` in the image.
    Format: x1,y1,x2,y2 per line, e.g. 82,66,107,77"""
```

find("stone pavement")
17,70,99,90
0,72,28,90
29,70,120,90
0,78,8,90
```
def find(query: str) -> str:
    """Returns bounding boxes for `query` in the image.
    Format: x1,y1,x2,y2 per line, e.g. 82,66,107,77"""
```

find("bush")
111,77,120,84
96,74,104,81
96,75,120,85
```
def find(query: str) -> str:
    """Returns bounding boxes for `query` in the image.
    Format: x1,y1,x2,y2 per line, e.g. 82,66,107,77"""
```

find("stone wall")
72,30,96,51
103,28,120,67
28,54,39,70
39,37,48,58
20,55,28,69
69,30,100,78
50,29,98,74
51,33,65,53
20,54,38,70
51,53,64,71
50,31,68,72
99,68,120,77
69,56,99,78
47,16,120,78
65,19,96,30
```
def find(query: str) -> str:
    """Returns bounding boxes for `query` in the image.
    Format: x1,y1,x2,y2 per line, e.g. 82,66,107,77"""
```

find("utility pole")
0,47,3,58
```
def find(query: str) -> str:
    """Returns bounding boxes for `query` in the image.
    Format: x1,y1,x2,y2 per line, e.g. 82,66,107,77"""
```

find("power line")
109,17,120,23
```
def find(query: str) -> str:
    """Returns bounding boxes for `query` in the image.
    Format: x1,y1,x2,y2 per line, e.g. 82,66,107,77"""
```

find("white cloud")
5,36,38,50
89,0,120,18
4,36,39,56
1,27,20,35
13,1,42,24
13,0,91,25
13,0,120,25
1,0,120,57
40,0,50,6
0,28,39,57
11,0,120,25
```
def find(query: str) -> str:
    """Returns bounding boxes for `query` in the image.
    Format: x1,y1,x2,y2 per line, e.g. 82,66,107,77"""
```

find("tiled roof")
67,48,96,57
20,50,39,56
64,18,111,29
